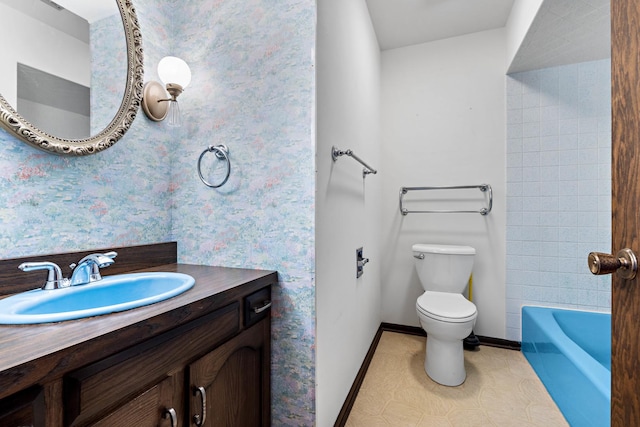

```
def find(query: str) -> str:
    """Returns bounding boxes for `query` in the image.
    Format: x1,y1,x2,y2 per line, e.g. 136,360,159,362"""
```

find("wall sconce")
142,56,191,127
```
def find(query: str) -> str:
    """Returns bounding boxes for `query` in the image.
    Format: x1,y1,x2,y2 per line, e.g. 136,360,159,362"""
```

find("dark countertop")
0,263,277,399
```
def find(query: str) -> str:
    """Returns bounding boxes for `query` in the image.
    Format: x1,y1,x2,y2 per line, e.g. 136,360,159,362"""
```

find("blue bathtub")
522,306,610,427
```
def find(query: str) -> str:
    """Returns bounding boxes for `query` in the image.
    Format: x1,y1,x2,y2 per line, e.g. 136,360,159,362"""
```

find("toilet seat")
416,291,477,323
412,244,475,255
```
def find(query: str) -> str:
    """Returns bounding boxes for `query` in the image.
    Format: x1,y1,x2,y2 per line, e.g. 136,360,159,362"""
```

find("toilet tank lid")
412,244,475,255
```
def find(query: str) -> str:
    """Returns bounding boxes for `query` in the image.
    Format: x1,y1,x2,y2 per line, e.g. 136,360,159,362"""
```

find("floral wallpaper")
167,0,316,423
0,0,316,424
0,4,172,258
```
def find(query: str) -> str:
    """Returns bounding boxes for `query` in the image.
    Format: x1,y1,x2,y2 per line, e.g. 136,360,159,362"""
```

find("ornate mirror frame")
0,0,143,156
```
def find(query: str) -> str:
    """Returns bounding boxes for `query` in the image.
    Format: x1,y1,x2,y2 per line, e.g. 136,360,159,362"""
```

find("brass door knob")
588,248,638,279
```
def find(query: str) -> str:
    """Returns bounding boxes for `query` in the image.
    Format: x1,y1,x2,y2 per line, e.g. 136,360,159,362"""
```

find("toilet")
413,243,477,386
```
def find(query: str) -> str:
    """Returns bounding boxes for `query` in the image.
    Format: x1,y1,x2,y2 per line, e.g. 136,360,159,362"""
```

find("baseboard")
333,325,384,427
380,322,426,336
476,335,521,350
381,322,521,350
334,322,521,425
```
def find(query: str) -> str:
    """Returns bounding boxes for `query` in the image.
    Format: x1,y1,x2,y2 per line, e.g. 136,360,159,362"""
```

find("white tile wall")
506,59,611,341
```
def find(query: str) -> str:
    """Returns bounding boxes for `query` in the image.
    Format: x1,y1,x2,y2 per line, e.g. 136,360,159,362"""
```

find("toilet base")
424,334,466,386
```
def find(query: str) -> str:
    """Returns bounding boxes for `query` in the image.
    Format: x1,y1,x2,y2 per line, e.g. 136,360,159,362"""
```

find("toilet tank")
412,244,475,293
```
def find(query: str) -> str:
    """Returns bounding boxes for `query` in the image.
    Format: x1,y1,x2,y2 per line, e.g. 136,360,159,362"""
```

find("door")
90,376,178,427
612,0,640,424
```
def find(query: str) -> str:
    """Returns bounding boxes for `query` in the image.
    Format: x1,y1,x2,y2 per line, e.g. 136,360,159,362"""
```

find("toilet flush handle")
414,253,425,260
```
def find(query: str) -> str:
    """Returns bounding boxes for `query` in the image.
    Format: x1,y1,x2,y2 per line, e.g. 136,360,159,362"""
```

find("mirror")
0,0,143,156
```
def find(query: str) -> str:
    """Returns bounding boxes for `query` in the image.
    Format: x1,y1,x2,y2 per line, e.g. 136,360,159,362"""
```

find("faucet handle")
70,251,118,270
18,261,69,290
69,251,118,286
90,251,117,268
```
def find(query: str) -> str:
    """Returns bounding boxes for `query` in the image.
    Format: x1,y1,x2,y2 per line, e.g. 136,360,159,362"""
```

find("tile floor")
345,331,569,426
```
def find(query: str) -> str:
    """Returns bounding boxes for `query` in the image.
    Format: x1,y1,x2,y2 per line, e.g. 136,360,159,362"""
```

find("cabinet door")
189,317,270,427
0,386,45,427
64,304,239,426
90,375,178,427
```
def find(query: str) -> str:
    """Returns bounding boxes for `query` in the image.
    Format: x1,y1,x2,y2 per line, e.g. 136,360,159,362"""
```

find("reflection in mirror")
0,0,122,139
0,0,142,156
17,63,90,139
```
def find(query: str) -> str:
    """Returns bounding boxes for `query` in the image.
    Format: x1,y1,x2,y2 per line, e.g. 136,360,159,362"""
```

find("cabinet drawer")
244,286,271,327
65,303,239,426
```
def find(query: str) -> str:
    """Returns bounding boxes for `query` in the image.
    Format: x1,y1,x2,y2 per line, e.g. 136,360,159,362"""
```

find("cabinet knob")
193,386,207,426
163,407,177,427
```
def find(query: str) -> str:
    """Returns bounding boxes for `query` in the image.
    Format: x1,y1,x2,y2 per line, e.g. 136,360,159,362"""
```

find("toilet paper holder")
356,247,369,278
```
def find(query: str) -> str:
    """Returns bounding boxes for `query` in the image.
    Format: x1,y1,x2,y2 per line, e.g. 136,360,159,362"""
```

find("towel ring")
197,144,231,188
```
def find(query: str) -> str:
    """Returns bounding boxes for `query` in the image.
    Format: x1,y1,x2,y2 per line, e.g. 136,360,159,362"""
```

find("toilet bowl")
416,291,477,386
412,244,477,386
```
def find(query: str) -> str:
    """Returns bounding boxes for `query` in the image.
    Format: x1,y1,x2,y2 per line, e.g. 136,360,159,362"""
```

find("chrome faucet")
69,252,117,286
18,261,70,290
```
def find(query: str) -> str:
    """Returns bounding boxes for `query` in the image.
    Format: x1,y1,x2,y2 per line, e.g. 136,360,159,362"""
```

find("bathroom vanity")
0,243,276,426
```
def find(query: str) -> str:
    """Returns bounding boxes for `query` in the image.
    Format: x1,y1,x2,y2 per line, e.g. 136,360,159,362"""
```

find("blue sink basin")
0,272,195,324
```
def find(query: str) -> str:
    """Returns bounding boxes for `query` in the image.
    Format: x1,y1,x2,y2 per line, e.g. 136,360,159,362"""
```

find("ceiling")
0,0,119,44
53,0,117,23
365,0,516,51
508,0,610,73
365,0,610,73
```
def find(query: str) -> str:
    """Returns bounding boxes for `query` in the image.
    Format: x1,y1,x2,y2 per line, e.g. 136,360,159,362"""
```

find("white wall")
380,29,507,339
316,0,382,424
0,3,89,106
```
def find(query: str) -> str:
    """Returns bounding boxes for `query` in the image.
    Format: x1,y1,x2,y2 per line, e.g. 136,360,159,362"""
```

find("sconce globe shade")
157,56,191,89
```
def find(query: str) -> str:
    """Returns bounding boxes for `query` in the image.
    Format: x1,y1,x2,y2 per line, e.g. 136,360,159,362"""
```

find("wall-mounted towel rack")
198,144,231,188
332,146,377,178
399,184,493,216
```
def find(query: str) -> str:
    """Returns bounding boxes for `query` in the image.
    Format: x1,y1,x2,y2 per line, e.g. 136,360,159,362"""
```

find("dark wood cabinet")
0,255,275,427
64,303,241,427
0,386,46,427
63,293,270,427
89,375,177,427
189,317,270,426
